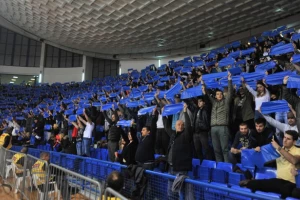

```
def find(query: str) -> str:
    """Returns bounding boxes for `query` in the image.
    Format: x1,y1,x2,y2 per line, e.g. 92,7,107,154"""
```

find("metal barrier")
8,145,286,200
104,187,128,200
48,163,102,200
0,147,29,200
26,153,52,200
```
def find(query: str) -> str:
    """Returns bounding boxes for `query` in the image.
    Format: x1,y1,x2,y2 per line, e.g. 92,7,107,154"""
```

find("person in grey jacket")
282,76,300,140
202,72,233,162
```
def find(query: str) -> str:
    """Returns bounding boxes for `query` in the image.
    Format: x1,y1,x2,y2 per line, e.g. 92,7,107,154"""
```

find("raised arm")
63,115,79,128
78,115,87,126
272,139,300,165
282,76,300,107
257,109,286,133
201,80,214,104
84,109,92,124
102,109,113,124
225,72,233,105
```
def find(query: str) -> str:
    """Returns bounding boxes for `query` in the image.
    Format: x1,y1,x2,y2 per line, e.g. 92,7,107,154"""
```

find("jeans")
76,141,82,156
82,138,91,156
211,126,230,162
167,167,194,200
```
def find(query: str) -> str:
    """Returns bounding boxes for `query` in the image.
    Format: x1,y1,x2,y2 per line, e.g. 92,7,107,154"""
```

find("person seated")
12,147,28,178
229,123,254,165
240,130,300,199
0,127,13,149
250,118,274,152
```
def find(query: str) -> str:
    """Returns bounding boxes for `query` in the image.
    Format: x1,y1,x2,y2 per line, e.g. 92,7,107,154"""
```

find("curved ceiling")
0,0,300,55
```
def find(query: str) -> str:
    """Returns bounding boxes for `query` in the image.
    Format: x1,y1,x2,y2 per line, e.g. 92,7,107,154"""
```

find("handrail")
14,146,284,200
104,187,128,200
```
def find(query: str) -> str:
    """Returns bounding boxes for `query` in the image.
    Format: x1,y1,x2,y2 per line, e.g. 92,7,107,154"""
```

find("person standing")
202,72,233,162
78,109,94,157
192,97,212,161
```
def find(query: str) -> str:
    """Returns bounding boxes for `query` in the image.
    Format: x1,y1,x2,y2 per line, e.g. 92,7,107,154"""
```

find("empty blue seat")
255,168,276,180
192,158,201,178
197,160,216,182
211,162,232,184
228,172,245,186
95,148,101,159
100,148,108,161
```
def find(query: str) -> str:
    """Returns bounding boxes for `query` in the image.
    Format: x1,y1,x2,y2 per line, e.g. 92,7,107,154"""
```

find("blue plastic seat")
197,160,216,182
100,148,108,161
95,148,101,159
255,167,277,179
211,162,232,184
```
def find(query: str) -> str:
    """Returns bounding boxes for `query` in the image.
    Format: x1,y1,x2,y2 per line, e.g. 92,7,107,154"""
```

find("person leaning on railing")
31,152,55,192
12,147,28,177
0,127,13,149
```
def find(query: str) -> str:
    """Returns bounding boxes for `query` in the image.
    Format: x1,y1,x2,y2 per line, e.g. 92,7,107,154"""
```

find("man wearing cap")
258,108,298,146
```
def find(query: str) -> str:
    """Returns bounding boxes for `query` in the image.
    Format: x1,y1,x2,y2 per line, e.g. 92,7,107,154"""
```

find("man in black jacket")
228,123,253,165
135,108,157,170
250,118,274,152
192,97,212,161
103,109,129,161
163,103,194,199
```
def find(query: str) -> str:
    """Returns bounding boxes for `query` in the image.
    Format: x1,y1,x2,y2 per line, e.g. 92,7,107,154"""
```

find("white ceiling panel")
0,0,300,55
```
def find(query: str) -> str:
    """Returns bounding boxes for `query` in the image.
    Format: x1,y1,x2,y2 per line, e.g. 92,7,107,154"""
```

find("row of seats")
11,146,299,199
36,144,109,161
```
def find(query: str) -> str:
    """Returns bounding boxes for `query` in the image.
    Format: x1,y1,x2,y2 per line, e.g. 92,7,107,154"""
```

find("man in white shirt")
78,109,94,156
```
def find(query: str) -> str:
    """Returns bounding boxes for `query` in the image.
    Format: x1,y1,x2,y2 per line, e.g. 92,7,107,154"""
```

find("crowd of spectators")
1,26,300,198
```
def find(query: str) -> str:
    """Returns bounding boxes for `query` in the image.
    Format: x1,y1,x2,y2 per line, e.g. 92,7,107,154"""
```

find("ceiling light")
13,76,18,78
275,8,283,12
31,78,35,80
11,79,16,81
208,35,212,38
9,82,14,84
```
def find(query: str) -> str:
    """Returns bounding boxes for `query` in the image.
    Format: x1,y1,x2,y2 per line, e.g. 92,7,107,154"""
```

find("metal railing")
47,163,102,200
104,187,129,200
0,147,29,200
8,145,286,200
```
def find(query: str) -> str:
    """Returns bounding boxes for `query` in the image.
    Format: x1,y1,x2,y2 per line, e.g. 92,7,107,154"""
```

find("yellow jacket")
0,133,12,149
12,153,25,174
32,160,46,185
